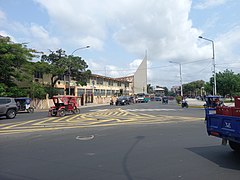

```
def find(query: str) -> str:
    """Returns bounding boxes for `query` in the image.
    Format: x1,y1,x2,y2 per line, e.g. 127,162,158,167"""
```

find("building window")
96,78,103,85
34,71,43,79
94,89,100,96
117,82,121,87
101,89,105,96
107,90,111,96
108,80,113,86
86,89,92,95
77,89,85,96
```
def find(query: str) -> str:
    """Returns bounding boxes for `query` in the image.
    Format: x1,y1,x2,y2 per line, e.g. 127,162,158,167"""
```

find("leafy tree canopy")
215,69,240,97
183,80,205,96
0,36,35,87
40,49,91,87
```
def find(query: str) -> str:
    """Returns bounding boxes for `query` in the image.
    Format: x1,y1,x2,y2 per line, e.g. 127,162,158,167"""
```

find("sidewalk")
186,98,204,106
186,98,234,107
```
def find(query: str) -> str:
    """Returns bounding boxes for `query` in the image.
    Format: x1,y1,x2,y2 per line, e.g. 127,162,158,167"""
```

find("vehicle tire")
6,109,16,119
58,109,66,117
27,107,34,113
49,110,57,117
74,108,80,114
229,140,240,152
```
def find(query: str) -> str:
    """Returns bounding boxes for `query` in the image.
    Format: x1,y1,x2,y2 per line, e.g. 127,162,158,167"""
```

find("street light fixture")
71,46,90,55
198,36,216,95
67,46,90,95
169,61,183,97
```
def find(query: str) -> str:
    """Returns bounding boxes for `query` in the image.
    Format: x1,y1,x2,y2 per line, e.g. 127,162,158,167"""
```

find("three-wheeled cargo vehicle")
48,95,80,117
205,96,240,152
15,97,34,113
204,95,223,108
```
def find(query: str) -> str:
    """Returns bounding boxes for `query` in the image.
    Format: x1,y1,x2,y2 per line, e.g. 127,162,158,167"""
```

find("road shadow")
122,136,145,180
186,145,240,170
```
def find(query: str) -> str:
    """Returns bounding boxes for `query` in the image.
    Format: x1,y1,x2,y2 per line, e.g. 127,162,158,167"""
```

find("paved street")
0,101,239,180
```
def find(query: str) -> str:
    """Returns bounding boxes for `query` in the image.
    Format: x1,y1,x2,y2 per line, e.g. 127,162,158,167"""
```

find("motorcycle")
181,100,188,108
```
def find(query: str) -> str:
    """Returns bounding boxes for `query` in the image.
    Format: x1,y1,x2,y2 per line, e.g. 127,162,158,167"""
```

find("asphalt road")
0,101,239,180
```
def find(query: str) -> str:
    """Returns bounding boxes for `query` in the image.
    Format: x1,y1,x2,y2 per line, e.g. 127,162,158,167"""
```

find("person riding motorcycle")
181,98,188,108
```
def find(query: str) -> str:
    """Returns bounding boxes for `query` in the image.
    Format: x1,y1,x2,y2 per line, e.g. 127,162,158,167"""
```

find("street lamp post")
169,61,183,97
71,46,90,56
68,46,90,95
198,36,216,95
201,87,204,97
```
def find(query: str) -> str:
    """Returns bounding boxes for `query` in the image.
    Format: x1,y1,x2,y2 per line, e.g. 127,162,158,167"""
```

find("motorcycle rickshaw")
15,97,34,113
48,95,80,117
162,96,168,104
204,95,223,108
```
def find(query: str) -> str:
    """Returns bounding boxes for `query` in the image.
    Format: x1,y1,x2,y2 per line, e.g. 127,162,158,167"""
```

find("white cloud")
1,0,240,88
35,0,202,62
129,59,143,70
215,26,240,71
29,24,60,51
0,8,60,53
194,0,227,9
33,0,240,87
0,9,6,21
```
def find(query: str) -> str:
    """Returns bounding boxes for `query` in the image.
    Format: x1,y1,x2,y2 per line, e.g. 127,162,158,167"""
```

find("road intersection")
0,108,203,135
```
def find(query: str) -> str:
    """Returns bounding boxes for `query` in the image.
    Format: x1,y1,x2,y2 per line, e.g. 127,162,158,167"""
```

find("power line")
91,58,211,72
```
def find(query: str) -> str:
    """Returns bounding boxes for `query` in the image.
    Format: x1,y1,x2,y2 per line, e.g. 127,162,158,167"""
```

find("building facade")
34,73,131,103
133,55,147,94
33,55,148,104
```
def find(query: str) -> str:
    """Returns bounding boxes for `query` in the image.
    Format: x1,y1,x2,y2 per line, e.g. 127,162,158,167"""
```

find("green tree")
183,80,205,96
40,49,68,87
0,36,34,87
6,86,28,97
204,81,212,95
215,69,240,97
68,55,91,86
0,83,7,96
163,87,168,96
28,82,47,99
40,49,91,88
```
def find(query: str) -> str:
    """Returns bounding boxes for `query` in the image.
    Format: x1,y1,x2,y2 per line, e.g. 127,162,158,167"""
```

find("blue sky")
1,0,240,88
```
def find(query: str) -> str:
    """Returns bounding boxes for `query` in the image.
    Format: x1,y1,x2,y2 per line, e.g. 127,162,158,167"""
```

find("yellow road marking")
0,122,15,127
35,117,63,124
0,108,204,135
2,120,39,129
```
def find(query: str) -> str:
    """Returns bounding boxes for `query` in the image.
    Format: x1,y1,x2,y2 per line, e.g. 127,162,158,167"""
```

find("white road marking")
76,135,95,141
126,109,179,112
90,109,180,112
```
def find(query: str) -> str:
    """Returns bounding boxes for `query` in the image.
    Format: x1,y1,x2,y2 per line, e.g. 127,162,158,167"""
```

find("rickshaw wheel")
27,107,34,113
73,108,80,114
58,109,66,117
49,110,57,117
